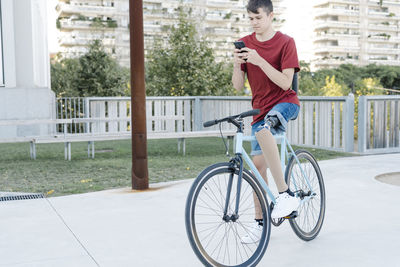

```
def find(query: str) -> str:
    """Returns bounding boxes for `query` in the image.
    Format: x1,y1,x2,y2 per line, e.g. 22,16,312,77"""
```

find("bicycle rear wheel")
285,150,326,241
185,162,271,267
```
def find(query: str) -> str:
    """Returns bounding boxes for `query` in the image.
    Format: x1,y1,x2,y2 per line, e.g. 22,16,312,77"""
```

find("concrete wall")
0,0,55,138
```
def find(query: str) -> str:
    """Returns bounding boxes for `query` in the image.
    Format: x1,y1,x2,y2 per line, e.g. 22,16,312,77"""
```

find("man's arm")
232,64,245,91
232,49,246,92
259,63,294,91
241,47,294,91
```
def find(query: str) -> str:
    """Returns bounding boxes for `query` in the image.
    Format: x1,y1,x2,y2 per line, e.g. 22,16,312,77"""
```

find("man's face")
248,7,274,34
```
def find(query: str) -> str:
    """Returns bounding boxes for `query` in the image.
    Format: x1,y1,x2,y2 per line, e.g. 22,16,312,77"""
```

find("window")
0,2,4,86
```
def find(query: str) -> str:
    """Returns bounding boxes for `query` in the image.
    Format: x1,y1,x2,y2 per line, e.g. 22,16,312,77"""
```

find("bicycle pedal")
284,211,298,219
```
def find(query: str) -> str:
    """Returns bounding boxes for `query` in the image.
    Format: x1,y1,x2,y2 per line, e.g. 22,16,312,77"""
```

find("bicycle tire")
285,150,326,241
185,162,271,267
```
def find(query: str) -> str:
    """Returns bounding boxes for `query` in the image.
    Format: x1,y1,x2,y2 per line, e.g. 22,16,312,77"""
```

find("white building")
313,0,400,69
56,0,285,67
0,0,55,138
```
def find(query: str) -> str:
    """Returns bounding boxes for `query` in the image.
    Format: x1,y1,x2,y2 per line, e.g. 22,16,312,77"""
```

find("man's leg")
240,155,267,244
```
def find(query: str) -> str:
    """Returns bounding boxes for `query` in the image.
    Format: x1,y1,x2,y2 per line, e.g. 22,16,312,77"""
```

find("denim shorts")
250,102,300,156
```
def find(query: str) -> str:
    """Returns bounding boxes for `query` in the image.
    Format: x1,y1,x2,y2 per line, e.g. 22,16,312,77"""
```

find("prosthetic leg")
254,117,288,193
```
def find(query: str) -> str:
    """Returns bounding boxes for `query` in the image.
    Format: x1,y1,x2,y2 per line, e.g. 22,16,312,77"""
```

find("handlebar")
203,109,260,128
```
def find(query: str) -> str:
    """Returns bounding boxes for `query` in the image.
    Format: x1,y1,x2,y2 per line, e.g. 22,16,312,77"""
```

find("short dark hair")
247,0,273,15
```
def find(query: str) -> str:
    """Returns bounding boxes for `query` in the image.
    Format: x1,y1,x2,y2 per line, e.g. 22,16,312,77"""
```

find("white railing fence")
287,96,354,152
358,95,400,154
56,95,355,152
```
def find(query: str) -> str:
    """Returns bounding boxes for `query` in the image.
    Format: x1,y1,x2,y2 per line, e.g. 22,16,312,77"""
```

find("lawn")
0,137,354,197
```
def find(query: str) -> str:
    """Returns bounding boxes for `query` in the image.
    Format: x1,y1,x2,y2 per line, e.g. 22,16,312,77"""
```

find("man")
232,0,301,243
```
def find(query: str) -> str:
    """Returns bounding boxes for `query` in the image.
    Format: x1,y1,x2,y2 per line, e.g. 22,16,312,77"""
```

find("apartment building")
313,0,400,69
56,0,285,67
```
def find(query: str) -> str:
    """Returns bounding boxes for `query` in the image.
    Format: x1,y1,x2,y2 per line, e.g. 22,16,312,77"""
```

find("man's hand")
233,48,246,67
240,48,265,67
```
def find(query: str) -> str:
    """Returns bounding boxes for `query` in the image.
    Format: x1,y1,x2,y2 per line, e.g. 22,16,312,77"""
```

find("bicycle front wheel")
285,150,326,241
185,162,271,267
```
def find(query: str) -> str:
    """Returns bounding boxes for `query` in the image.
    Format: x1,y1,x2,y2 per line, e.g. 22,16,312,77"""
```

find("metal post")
358,96,367,153
194,97,202,131
84,98,90,134
64,142,68,160
130,0,149,190
344,93,355,152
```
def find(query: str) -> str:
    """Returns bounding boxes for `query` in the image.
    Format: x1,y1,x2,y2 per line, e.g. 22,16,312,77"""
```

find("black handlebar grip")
203,119,218,128
239,109,260,118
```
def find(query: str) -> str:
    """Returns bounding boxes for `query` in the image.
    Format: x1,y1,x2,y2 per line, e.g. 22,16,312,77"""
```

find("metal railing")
358,95,400,154
56,95,355,152
287,96,354,152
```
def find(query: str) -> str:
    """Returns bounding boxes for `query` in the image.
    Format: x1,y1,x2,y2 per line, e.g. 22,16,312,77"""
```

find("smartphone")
233,41,246,52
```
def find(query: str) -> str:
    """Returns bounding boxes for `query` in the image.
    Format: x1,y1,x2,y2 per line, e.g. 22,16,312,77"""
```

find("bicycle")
185,109,326,267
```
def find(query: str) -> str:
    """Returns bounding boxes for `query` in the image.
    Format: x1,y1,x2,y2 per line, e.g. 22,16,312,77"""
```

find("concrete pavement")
1,153,400,267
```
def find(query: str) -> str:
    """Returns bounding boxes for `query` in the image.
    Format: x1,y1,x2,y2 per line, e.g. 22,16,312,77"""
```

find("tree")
51,56,81,97
51,40,130,97
145,8,235,96
76,40,129,96
298,61,323,96
298,63,400,96
354,77,383,96
322,75,344,96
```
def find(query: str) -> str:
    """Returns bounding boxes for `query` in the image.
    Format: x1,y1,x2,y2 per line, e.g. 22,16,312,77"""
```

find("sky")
46,0,314,61
280,0,314,62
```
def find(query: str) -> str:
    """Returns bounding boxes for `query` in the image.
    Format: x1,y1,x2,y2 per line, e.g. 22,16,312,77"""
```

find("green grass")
0,138,354,197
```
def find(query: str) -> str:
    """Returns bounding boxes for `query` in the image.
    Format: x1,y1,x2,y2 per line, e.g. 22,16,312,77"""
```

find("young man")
232,0,301,243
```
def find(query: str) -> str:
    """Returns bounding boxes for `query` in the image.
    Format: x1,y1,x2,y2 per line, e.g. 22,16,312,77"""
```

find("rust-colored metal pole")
129,0,149,190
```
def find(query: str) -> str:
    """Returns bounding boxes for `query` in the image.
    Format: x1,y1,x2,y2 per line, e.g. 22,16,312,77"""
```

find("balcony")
367,35,400,43
205,13,225,22
314,0,359,8
143,12,176,21
368,24,399,31
368,47,400,55
314,45,360,54
314,33,360,42
59,20,92,30
57,3,116,16
367,11,399,20
315,58,359,67
314,8,359,19
207,0,242,8
314,21,359,30
205,28,236,37
59,20,118,31
143,24,162,33
59,36,117,47
369,59,400,66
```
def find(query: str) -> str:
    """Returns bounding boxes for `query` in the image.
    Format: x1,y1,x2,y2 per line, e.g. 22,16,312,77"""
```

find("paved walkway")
1,153,399,267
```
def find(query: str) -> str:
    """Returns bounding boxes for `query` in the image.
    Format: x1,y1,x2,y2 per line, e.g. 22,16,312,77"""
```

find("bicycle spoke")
287,152,325,239
187,165,271,266
197,197,223,217
198,223,224,234
203,222,225,250
211,176,225,202
201,183,224,211
206,179,225,211
212,224,228,259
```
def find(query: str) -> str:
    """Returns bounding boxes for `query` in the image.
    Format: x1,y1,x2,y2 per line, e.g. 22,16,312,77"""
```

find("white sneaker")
240,222,263,244
271,192,300,219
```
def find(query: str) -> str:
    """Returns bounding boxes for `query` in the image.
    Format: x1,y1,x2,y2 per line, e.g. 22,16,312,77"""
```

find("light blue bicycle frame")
235,132,314,207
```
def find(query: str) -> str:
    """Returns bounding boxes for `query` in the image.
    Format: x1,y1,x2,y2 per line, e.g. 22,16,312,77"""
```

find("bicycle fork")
222,156,243,222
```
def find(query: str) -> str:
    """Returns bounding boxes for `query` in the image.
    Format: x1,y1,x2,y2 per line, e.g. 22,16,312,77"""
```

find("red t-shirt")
240,31,300,124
